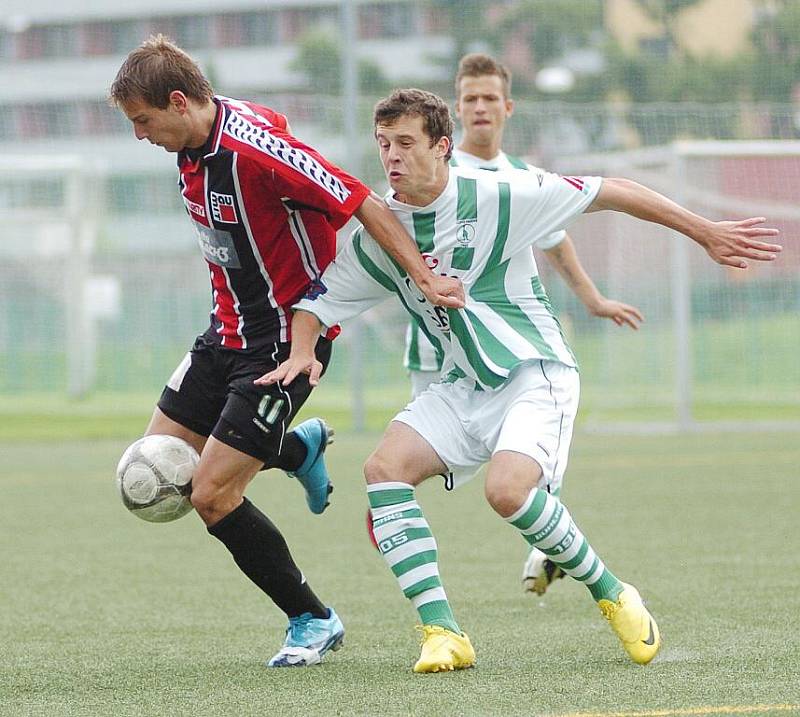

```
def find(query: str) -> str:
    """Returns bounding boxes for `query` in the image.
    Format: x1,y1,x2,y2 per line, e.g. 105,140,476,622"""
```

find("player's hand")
590,298,644,330
417,274,465,308
699,217,781,269
254,354,323,387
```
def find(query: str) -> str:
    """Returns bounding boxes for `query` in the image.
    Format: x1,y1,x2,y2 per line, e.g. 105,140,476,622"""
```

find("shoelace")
287,613,317,643
598,599,621,620
415,624,448,644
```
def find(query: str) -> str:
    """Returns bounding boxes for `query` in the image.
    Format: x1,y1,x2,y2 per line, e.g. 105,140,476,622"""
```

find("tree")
290,27,390,96
633,0,704,57
747,0,800,102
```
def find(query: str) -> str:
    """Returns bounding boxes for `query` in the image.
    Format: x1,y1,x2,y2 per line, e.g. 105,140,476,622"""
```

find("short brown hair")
109,35,213,109
455,53,512,99
373,88,454,161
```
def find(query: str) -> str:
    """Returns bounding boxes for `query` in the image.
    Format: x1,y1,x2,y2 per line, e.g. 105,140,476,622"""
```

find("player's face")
375,115,449,201
120,96,192,153
456,74,513,147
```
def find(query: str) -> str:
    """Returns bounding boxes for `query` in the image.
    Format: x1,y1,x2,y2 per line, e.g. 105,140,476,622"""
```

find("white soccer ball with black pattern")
116,435,199,523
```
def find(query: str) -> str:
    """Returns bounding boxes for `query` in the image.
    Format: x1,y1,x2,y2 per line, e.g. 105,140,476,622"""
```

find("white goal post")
0,155,110,397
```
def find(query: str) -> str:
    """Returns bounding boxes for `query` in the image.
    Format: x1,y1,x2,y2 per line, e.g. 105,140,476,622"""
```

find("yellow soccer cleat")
598,582,661,665
412,625,476,673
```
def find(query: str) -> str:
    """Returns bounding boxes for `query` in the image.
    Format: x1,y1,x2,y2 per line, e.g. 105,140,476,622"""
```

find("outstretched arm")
355,193,464,307
588,178,782,268
542,234,643,330
255,310,325,387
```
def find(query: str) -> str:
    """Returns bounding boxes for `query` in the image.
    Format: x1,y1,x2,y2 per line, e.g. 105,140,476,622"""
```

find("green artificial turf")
1,431,798,716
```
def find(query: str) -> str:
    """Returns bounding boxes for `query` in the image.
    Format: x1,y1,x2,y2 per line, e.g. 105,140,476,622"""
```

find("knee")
484,473,528,519
190,477,238,525
363,450,395,486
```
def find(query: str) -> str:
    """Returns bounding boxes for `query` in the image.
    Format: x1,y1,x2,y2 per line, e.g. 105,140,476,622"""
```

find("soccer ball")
116,435,199,523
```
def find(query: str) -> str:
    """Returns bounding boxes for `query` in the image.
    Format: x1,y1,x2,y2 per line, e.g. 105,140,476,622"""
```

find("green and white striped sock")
367,482,460,633
507,487,623,603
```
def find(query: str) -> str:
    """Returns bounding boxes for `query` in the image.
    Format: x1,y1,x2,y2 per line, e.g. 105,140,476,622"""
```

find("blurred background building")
1,0,798,432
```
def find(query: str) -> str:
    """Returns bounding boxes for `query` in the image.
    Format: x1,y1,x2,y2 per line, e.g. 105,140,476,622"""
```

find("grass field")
1,428,798,717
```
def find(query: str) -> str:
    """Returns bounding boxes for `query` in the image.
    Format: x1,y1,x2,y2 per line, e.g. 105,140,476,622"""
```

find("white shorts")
394,360,579,493
409,369,441,400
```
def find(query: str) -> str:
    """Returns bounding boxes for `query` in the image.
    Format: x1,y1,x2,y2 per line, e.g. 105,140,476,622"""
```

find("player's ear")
434,135,450,160
169,91,189,113
505,97,514,118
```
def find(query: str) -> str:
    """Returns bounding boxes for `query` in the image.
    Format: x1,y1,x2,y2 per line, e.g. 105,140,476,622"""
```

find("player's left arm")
588,177,782,269
542,234,643,330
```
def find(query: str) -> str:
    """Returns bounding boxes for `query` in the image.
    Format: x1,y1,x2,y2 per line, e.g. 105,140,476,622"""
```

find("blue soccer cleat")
288,418,334,514
267,608,345,667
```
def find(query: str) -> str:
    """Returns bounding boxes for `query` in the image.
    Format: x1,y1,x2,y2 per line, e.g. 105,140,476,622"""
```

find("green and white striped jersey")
296,166,601,391
403,148,567,371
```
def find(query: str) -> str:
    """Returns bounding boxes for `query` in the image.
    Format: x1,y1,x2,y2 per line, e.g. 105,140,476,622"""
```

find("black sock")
208,497,326,618
260,431,307,472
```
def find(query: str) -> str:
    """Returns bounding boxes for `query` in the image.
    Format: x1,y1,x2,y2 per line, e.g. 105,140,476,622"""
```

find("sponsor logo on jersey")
183,195,206,218
210,191,238,223
192,220,241,268
224,113,351,204
422,253,440,270
562,176,588,194
456,220,476,246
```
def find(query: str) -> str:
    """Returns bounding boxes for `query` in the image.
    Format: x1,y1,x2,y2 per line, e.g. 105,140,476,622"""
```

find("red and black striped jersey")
177,95,370,350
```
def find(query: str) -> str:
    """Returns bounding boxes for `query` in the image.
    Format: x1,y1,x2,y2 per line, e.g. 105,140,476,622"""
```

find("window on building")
83,22,114,56
279,8,338,43
0,30,11,60
41,25,79,57
16,27,46,59
241,11,278,46
174,16,211,50
111,20,147,54
82,101,126,136
147,17,179,44
0,104,15,141
108,175,180,214
360,2,414,39
214,14,246,48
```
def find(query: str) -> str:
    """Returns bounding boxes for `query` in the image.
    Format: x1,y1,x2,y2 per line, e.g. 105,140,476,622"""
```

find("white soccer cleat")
522,547,566,596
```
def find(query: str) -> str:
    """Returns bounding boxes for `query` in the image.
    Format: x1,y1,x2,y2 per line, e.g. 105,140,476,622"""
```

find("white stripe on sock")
411,586,448,609
398,563,439,591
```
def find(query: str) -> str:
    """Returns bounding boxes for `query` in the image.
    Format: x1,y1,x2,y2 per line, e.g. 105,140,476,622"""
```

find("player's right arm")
542,234,643,330
355,193,464,308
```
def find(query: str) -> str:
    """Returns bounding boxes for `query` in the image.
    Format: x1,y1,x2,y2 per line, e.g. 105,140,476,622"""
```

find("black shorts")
157,334,332,466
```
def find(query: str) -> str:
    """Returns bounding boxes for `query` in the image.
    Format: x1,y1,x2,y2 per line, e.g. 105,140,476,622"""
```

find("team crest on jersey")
210,191,238,223
456,220,476,246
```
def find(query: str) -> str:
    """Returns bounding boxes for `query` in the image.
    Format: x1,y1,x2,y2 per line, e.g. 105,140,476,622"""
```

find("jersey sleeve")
533,228,566,250
221,117,370,230
506,173,601,258
267,132,371,229
293,227,395,327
